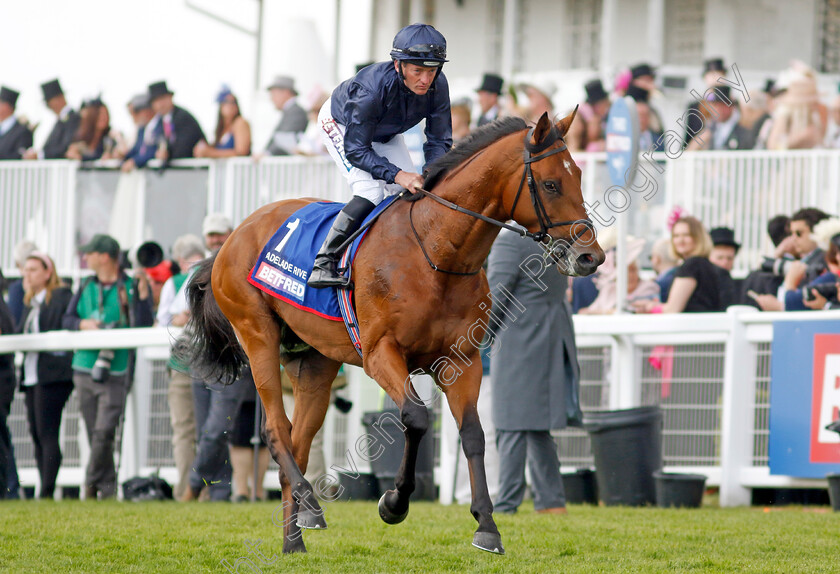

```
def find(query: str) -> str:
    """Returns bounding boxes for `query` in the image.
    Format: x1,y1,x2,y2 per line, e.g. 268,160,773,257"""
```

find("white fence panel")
0,161,76,275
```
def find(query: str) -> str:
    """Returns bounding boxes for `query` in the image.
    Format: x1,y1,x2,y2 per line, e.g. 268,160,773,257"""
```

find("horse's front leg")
441,357,504,555
365,339,430,525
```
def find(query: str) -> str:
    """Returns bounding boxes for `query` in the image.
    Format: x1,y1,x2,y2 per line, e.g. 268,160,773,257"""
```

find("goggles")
394,43,446,60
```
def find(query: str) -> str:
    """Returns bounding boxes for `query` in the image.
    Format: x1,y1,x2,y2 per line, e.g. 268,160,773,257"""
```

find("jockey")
308,23,453,288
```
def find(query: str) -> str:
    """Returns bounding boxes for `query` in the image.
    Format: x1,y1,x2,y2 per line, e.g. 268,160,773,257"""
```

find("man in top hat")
709,226,740,308
702,58,726,88
573,79,611,151
0,86,33,160
630,63,656,91
147,80,205,161
476,73,504,127
624,85,664,152
686,85,750,151
23,79,81,160
264,75,308,156
682,57,729,146
709,227,740,272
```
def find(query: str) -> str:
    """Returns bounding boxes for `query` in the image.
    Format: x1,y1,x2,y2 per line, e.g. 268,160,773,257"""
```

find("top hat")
148,81,174,101
626,84,649,103
764,78,777,95
82,95,103,109
267,75,298,95
584,79,609,104
702,58,726,76
41,79,64,102
476,73,504,95
0,86,19,108
710,227,741,251
630,63,656,79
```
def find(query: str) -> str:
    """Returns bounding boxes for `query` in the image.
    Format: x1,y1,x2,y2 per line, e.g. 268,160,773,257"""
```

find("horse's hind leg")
280,348,341,529
233,321,323,553
364,339,430,525
441,359,504,555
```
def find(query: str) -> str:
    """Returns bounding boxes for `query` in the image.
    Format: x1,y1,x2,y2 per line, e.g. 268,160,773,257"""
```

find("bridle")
408,124,595,275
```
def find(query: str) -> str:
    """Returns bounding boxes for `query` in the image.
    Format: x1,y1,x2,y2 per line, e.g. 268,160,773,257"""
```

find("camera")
91,350,115,383
803,283,838,303
119,241,164,271
91,321,120,383
760,256,795,277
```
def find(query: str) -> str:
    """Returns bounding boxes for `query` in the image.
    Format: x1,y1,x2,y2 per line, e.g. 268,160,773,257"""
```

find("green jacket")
62,273,154,375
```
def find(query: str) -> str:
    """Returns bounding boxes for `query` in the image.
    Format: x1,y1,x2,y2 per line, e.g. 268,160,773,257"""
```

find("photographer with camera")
62,234,154,500
752,208,830,311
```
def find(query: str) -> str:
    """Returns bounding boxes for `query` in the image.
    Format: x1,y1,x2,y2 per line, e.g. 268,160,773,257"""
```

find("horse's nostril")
577,253,594,267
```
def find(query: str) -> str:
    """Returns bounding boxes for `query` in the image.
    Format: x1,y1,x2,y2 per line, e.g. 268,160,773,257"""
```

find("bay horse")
182,111,604,554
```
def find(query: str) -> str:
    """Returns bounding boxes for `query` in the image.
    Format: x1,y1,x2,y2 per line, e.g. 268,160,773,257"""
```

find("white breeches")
318,98,415,205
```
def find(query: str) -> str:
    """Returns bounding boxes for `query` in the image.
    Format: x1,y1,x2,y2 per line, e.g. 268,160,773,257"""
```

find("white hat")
13,239,39,267
520,79,558,101
202,213,233,236
172,234,206,261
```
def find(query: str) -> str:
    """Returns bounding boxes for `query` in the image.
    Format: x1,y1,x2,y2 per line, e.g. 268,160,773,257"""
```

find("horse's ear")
529,112,553,147
556,105,579,138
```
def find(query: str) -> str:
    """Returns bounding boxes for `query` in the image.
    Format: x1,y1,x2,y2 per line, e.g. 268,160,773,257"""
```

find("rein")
407,125,595,275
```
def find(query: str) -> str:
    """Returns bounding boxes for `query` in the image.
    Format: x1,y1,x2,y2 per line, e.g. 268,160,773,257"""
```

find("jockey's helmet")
390,23,448,68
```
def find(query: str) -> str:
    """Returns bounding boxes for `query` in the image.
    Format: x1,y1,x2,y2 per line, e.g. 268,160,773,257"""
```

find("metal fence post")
719,306,755,506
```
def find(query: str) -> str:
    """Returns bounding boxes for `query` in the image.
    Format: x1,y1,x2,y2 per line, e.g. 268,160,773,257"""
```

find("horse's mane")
424,116,528,190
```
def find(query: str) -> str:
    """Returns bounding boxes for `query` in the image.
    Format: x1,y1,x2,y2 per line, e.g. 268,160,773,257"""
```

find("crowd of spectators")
0,214,286,501
3,56,838,167
565,205,840,317
2,55,840,504
0,75,321,165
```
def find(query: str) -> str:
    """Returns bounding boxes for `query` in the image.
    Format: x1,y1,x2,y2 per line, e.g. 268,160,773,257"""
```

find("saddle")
248,195,401,358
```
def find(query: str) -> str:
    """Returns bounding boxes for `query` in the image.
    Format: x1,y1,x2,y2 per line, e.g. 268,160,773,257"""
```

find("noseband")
408,125,595,275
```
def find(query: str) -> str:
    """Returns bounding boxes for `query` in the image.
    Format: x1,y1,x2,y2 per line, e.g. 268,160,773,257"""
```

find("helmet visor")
394,43,447,61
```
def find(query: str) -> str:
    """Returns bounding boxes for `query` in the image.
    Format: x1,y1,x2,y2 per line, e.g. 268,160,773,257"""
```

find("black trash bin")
362,409,436,501
583,406,663,506
336,472,380,501
561,468,598,504
653,471,707,508
827,474,840,512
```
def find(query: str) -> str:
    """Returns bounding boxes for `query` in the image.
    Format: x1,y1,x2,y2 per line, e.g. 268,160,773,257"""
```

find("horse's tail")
174,253,247,385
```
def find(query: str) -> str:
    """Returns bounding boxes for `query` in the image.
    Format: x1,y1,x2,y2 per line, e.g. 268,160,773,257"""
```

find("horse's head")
506,110,605,276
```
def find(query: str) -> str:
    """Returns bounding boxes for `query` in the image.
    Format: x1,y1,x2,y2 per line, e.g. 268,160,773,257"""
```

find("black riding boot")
308,196,376,288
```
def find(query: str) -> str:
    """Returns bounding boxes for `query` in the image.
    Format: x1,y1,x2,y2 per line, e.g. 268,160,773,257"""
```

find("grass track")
1,499,837,573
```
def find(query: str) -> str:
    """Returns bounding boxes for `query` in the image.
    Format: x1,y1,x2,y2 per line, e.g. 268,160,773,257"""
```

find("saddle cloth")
248,195,399,357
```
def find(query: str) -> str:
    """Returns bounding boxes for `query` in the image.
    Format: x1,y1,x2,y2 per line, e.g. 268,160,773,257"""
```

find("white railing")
0,160,77,276
3,309,838,505
2,149,839,279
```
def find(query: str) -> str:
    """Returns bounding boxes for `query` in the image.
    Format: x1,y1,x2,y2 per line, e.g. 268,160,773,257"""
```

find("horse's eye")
543,180,559,194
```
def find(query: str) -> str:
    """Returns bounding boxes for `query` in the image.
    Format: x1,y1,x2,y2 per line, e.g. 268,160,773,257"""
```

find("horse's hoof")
297,507,328,530
472,531,505,555
378,491,408,525
282,539,307,554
